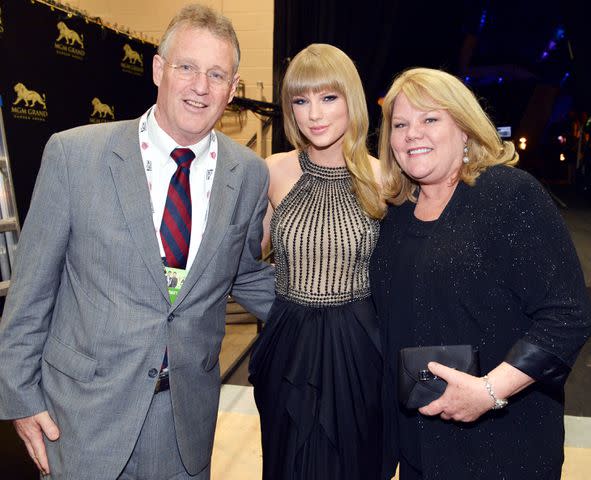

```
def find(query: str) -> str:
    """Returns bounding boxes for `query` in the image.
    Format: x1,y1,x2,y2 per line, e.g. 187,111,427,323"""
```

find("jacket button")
148,368,158,378
167,314,175,323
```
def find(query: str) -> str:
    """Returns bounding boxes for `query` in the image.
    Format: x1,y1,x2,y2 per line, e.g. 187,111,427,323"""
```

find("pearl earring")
462,144,470,164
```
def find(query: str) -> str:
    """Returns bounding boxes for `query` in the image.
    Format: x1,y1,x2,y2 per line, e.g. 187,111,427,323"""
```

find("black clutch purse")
398,345,480,409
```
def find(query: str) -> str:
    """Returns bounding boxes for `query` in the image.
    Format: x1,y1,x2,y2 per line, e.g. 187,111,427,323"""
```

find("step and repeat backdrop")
0,0,157,220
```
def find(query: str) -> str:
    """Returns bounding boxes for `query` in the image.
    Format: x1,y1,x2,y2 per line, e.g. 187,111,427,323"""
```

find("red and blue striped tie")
160,148,195,270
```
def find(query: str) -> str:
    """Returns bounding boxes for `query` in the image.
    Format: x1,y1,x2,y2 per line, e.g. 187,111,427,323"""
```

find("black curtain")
564,0,591,112
272,0,589,161
272,0,469,154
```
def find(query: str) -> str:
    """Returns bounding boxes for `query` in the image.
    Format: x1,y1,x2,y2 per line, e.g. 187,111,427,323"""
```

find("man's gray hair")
158,3,240,73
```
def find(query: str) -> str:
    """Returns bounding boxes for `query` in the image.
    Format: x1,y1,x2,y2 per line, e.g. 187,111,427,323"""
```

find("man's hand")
13,411,60,475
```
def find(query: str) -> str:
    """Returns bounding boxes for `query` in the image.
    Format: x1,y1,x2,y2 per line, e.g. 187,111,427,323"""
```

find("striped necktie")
160,147,195,270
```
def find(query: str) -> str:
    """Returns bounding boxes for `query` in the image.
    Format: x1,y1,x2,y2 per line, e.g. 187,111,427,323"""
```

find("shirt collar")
146,105,211,166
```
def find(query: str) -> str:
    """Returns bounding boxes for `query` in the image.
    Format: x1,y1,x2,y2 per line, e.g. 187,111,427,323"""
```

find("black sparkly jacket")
371,165,591,480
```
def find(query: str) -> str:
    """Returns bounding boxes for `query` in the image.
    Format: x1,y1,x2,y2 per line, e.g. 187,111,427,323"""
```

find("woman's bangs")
286,61,343,98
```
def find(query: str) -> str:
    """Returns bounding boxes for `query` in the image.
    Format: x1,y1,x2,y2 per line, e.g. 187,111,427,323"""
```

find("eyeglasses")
163,59,231,87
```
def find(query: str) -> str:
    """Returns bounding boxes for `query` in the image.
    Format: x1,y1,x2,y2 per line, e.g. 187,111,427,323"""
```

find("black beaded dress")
249,151,383,480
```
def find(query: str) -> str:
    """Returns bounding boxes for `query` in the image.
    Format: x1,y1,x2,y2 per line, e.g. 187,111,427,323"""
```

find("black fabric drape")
273,0,591,157
272,0,468,154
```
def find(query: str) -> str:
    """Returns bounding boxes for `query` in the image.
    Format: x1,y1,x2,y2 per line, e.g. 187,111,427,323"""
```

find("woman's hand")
418,361,535,422
418,362,493,422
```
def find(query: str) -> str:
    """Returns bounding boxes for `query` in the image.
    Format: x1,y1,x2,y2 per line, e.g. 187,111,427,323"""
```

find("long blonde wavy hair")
281,43,385,219
378,67,518,205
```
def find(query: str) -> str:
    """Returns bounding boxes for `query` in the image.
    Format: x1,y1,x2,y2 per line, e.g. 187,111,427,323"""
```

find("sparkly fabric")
271,150,379,307
370,165,591,479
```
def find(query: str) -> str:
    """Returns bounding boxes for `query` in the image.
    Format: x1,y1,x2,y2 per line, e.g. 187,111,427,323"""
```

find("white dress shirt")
140,106,217,271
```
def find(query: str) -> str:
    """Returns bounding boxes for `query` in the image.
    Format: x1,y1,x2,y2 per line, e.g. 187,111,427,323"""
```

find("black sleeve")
500,171,591,387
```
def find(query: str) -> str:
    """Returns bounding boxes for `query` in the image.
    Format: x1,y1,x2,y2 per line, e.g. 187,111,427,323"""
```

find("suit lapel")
171,135,243,308
108,120,170,303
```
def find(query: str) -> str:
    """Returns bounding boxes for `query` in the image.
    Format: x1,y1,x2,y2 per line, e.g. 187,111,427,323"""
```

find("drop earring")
462,144,470,164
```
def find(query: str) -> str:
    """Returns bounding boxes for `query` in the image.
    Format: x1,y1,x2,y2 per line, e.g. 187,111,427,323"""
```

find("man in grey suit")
0,4,274,479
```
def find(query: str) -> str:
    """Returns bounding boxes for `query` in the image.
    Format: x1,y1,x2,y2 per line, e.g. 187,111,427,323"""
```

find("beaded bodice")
271,151,380,307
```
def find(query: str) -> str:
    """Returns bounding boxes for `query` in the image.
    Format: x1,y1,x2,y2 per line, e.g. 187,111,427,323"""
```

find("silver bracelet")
482,375,508,410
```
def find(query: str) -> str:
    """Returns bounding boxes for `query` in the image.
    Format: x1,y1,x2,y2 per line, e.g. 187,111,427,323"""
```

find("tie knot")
171,148,195,168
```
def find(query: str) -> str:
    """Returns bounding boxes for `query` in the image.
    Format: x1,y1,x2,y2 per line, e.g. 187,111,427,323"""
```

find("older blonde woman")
370,67,591,479
249,44,385,479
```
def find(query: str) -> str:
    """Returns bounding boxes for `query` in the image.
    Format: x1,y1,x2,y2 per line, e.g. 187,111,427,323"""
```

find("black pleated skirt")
249,295,383,480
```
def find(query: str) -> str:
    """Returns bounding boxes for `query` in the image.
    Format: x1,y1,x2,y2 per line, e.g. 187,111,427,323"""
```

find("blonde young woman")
370,67,591,479
249,44,385,479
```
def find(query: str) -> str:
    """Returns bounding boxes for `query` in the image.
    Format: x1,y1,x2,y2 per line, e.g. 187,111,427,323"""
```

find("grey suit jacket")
0,119,275,479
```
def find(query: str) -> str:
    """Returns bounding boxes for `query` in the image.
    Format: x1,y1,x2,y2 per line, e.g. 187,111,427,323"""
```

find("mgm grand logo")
54,21,85,60
121,44,144,76
11,83,48,122
89,97,115,123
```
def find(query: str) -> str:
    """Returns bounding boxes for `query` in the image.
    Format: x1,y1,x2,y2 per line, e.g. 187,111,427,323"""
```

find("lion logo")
56,21,84,48
122,44,143,66
91,98,115,119
13,83,47,109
